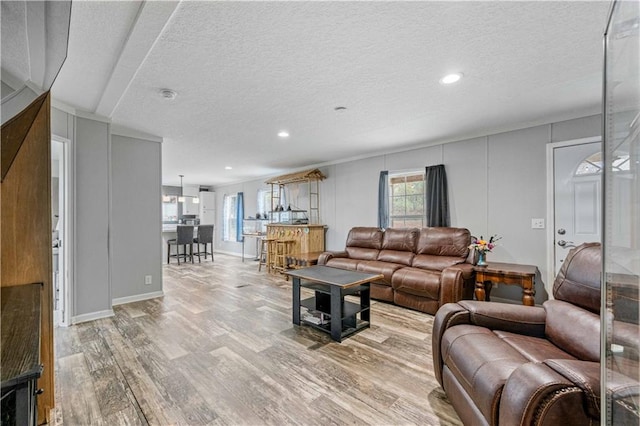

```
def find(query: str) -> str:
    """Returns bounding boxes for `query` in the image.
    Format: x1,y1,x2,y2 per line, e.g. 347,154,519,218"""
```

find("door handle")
557,240,575,248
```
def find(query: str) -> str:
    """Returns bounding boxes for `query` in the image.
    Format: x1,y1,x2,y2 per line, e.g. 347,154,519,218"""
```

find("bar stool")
274,239,296,275
258,237,276,272
193,224,214,262
167,225,194,264
267,238,279,274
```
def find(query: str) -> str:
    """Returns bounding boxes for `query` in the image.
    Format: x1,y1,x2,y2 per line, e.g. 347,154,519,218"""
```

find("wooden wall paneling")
1,92,54,424
1,95,47,182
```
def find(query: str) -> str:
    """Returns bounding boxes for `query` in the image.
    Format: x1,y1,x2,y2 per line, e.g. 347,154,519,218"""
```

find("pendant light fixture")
178,174,186,203
177,174,200,204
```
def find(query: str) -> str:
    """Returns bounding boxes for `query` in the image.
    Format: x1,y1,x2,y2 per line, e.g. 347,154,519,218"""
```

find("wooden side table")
474,262,538,306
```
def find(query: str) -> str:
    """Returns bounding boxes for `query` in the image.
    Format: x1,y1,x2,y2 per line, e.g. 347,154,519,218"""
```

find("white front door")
553,141,602,275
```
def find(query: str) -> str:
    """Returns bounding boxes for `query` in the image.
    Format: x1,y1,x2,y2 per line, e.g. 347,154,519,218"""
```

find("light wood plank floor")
53,254,462,425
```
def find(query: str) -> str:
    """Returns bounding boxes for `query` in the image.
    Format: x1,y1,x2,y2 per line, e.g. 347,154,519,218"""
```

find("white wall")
52,107,164,321
111,134,162,301
74,116,111,317
213,114,601,304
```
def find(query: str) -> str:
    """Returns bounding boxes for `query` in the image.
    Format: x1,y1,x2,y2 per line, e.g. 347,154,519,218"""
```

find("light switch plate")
531,218,545,229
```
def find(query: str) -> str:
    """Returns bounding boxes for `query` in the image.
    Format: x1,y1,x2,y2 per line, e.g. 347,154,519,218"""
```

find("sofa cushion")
378,250,414,266
371,283,394,302
416,227,470,256
442,324,528,424
544,299,600,362
345,246,379,261
493,330,577,363
346,227,383,249
382,227,419,251
356,260,404,285
394,292,440,315
412,254,465,271
325,258,360,271
391,267,441,300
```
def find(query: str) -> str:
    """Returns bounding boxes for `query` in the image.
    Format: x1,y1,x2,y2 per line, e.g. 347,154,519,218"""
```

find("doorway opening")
51,135,73,326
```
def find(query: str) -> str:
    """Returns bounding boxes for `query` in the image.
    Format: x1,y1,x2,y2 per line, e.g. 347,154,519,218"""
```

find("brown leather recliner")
433,242,605,425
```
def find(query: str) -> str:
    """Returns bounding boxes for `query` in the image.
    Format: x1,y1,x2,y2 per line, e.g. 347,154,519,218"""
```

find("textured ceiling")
1,1,30,85
51,1,610,186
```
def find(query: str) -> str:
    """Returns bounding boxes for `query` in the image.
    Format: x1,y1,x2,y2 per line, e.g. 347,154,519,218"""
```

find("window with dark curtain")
378,171,389,229
425,164,450,227
388,171,425,228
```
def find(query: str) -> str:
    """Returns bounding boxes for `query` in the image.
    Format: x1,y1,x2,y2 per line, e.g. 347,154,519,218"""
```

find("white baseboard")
72,309,114,325
112,291,164,306
213,249,243,258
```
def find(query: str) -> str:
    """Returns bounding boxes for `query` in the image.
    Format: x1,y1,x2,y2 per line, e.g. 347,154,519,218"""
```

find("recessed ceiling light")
439,73,463,85
278,131,290,138
159,88,177,100
225,166,233,170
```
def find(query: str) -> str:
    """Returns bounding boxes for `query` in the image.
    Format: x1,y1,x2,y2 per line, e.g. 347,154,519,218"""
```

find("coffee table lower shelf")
300,297,370,340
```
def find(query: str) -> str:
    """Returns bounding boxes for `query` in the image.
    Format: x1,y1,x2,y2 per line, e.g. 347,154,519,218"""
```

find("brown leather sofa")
317,227,475,314
433,242,611,425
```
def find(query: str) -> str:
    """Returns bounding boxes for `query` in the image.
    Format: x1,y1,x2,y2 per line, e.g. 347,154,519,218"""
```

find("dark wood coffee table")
287,266,383,342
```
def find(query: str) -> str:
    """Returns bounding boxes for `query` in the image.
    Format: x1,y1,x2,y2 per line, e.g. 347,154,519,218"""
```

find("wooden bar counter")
266,224,326,255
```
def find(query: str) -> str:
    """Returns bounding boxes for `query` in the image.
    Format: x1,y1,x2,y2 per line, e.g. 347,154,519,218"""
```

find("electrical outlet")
145,275,152,285
531,218,545,229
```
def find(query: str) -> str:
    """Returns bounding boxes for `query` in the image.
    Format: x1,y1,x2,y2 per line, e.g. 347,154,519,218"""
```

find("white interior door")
553,141,602,274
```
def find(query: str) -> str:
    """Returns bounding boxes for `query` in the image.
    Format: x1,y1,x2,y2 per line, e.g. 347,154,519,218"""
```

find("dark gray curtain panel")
378,171,389,229
425,164,450,227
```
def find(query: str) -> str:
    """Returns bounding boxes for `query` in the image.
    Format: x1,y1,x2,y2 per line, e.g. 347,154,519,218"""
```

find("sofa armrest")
447,263,475,280
457,300,547,338
500,362,598,425
439,267,466,306
317,251,348,265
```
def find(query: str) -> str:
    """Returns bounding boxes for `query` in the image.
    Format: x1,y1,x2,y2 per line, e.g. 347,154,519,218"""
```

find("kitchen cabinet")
199,191,216,225
199,191,215,211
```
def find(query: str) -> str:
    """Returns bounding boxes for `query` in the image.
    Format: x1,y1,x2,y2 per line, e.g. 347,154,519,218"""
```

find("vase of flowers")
469,235,501,266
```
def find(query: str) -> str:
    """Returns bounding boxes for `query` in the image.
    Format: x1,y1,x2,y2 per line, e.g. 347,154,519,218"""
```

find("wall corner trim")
71,309,115,325
112,291,164,306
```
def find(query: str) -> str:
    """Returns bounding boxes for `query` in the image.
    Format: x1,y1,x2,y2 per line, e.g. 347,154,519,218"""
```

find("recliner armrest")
457,300,547,338
500,362,598,425
432,302,472,386
432,301,547,387
544,359,601,418
317,251,348,265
